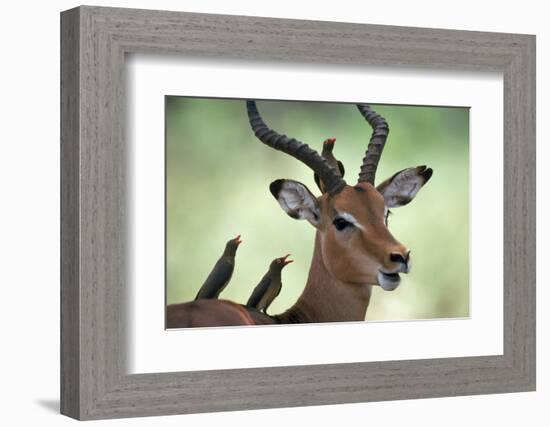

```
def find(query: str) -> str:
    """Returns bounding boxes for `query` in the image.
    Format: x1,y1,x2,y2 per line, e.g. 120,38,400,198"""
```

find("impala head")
247,101,432,291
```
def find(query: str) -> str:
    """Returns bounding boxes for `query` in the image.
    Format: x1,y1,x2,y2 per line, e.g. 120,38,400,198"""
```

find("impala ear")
269,179,321,227
377,165,433,208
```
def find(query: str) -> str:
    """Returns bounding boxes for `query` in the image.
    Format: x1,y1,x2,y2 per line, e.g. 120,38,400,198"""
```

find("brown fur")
166,300,260,328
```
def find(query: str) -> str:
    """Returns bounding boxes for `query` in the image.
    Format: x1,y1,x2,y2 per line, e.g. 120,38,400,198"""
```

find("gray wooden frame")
60,5,536,420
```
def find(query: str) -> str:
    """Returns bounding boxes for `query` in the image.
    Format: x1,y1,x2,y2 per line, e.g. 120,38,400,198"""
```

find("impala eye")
333,217,352,231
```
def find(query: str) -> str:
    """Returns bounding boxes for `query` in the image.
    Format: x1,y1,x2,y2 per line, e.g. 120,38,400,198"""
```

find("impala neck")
274,232,372,324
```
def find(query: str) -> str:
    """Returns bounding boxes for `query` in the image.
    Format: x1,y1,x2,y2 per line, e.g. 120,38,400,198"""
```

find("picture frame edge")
60,5,536,420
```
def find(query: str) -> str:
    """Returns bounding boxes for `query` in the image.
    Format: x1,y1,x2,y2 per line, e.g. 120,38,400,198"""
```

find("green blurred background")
166,97,469,321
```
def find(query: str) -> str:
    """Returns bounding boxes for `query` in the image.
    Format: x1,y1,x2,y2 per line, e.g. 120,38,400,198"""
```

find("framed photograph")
164,98,469,328
60,6,536,420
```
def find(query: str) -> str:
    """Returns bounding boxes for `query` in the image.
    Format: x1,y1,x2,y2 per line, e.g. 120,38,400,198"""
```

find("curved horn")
247,100,346,195
356,104,389,184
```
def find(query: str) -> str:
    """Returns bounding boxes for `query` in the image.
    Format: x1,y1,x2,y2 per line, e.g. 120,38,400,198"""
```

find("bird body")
195,235,242,300
314,138,345,193
247,255,292,313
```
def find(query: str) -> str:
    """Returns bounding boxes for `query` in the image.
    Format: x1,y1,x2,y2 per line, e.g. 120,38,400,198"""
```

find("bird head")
321,137,337,156
224,234,242,255
270,254,293,271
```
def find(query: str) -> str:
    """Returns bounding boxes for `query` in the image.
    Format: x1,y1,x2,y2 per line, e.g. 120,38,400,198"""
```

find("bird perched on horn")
314,137,345,193
194,235,242,300
246,254,293,314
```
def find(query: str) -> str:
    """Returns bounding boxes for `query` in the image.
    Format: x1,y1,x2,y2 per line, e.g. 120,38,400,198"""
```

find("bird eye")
333,217,352,231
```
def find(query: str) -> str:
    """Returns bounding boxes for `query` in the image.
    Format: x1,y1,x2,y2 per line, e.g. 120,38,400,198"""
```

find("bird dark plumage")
314,138,345,193
246,254,293,314
194,235,242,300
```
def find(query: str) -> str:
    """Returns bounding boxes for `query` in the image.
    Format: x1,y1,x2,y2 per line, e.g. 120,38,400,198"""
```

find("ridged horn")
247,100,346,195
356,104,389,184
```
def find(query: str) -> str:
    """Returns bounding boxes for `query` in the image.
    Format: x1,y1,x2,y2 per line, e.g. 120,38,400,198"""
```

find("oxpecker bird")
246,254,293,314
314,137,345,193
194,235,242,300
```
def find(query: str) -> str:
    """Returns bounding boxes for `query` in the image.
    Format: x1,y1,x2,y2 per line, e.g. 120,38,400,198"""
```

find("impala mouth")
377,271,401,291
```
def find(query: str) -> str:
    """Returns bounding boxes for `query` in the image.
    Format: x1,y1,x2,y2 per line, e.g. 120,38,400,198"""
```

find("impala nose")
390,252,409,265
389,251,411,272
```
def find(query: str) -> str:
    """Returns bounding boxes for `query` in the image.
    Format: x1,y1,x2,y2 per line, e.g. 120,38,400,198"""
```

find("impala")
166,101,432,328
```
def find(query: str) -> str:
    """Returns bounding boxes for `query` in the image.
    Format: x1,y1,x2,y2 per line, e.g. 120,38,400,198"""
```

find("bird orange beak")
323,137,336,146
235,234,243,245
281,253,293,266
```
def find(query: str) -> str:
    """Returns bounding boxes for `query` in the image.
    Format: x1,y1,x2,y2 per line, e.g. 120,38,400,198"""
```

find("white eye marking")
337,212,365,230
